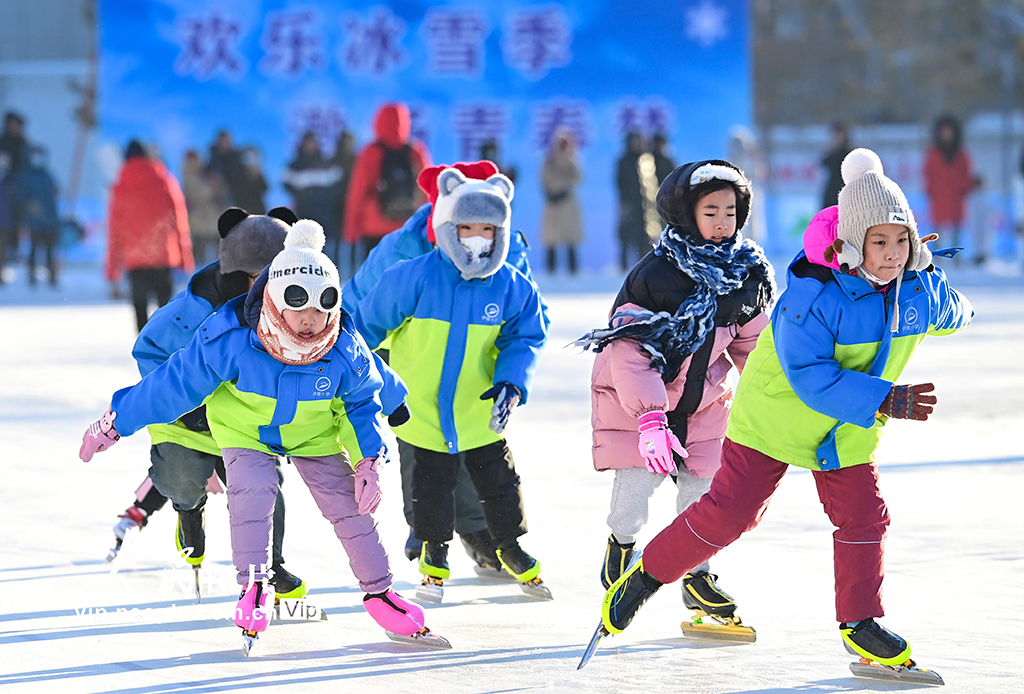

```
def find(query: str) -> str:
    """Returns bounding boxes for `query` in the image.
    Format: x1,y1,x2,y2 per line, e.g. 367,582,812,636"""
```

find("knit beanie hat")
836,148,932,272
417,160,501,243
217,207,295,275
265,219,341,316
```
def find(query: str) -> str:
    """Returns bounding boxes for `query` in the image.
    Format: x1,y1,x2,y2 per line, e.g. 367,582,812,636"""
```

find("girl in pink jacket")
575,160,774,638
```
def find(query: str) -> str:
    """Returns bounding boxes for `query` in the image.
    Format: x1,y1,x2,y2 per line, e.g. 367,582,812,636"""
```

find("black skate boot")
404,527,420,561
601,535,635,589
416,542,449,603
497,543,553,599
460,529,504,576
841,618,912,667
681,570,756,642
602,555,662,634
269,565,308,601
175,507,205,567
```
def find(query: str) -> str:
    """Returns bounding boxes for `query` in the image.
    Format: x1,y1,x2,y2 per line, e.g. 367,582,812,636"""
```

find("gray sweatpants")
607,467,713,578
222,447,392,593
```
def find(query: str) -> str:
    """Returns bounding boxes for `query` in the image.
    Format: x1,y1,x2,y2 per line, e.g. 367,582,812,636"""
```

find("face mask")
460,235,494,262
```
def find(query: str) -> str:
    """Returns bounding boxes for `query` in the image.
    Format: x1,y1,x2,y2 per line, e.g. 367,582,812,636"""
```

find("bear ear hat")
437,168,468,195
218,208,250,238
485,173,514,202
267,207,298,226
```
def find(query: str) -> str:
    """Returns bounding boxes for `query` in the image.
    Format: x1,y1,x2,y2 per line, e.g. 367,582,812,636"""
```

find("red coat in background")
106,156,194,282
922,146,974,226
343,103,431,243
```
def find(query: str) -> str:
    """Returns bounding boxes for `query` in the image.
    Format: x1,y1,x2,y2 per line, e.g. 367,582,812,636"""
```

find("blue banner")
100,0,750,272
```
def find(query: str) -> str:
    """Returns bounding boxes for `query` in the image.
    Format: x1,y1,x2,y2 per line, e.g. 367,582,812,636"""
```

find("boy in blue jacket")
355,166,550,600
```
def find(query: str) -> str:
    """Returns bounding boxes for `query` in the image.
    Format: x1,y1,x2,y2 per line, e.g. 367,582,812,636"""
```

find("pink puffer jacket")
590,302,768,478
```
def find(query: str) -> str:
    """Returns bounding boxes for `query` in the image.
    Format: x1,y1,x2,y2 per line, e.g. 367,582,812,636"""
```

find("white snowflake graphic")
685,0,728,48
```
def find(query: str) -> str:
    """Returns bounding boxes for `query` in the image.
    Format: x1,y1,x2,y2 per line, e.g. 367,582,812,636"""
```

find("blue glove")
480,383,521,434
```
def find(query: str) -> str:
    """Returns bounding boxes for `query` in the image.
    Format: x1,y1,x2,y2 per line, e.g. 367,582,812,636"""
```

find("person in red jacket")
343,103,430,269
922,115,977,262
107,140,194,332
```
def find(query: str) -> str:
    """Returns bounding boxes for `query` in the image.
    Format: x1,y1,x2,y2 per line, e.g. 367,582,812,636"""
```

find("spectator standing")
234,146,268,215
820,121,852,209
727,125,769,244
332,130,357,274
616,132,650,271
651,133,677,186
106,140,194,332
207,130,244,207
540,128,584,275
283,131,343,265
16,146,60,286
0,112,29,280
182,150,223,267
344,103,430,267
922,114,977,262
480,139,518,185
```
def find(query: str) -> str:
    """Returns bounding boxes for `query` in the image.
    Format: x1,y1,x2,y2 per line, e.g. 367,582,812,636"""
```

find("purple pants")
644,438,891,623
222,448,392,594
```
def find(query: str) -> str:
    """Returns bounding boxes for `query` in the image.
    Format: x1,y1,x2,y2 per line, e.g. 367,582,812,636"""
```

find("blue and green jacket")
727,251,972,470
354,249,547,454
113,282,396,463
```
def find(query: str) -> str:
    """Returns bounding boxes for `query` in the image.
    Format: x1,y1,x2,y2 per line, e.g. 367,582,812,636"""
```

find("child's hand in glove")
879,383,937,421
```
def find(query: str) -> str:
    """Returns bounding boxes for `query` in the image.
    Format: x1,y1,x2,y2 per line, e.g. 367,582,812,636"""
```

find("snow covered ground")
0,262,1022,693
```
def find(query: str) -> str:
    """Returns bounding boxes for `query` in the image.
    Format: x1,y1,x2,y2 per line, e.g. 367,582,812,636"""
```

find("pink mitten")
80,408,120,462
353,456,382,514
637,410,688,477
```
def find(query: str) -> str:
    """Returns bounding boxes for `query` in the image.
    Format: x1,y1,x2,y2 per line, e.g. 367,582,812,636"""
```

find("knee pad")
363,589,425,636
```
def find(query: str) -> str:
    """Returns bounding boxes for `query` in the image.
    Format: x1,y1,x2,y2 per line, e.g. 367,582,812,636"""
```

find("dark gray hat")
218,207,296,275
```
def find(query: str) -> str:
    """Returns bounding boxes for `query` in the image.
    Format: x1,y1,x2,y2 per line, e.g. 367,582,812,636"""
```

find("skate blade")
850,659,944,685
241,630,260,657
680,620,757,643
518,578,553,600
415,583,444,603
472,563,518,581
194,566,202,604
386,628,452,650
577,619,609,670
274,598,328,621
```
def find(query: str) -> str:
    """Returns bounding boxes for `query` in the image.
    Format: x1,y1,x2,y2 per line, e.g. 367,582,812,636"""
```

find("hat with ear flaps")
835,148,932,273
217,206,296,275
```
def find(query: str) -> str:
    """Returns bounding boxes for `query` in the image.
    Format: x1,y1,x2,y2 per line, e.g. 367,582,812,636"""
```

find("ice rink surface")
0,262,1022,693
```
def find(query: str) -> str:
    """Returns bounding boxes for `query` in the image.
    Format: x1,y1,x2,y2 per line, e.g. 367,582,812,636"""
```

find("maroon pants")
644,438,890,623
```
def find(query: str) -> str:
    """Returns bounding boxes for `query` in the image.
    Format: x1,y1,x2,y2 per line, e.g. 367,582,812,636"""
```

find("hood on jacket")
374,103,411,149
242,266,268,330
803,206,842,270
655,159,751,240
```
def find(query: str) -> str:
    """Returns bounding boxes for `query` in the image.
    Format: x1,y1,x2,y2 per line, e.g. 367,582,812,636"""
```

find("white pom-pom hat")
266,219,341,314
836,148,931,272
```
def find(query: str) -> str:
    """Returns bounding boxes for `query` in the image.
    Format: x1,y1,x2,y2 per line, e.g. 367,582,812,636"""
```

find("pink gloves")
637,410,687,477
353,456,382,514
79,408,121,462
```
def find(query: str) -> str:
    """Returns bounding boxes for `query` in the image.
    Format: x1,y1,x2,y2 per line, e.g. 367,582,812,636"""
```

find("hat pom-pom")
285,219,326,252
841,148,883,184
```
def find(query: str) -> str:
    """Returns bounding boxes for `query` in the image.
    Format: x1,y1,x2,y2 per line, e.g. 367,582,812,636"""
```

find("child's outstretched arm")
775,309,892,428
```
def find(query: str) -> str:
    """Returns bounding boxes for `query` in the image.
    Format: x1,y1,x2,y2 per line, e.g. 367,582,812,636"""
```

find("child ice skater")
80,219,447,651
354,166,550,600
575,160,773,639
599,149,972,674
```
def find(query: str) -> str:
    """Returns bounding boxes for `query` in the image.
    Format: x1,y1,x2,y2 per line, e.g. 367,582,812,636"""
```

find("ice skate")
107,506,147,561
461,529,515,581
270,565,325,621
496,543,553,600
600,535,635,589
234,582,272,657
579,551,657,669
175,508,205,602
415,541,449,603
365,589,452,649
680,570,756,643
842,619,943,685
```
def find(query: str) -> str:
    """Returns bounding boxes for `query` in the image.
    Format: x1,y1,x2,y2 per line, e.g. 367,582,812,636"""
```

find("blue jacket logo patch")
904,306,918,326
483,303,500,321
315,377,331,392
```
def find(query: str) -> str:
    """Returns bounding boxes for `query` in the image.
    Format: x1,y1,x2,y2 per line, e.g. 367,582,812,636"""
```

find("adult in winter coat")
616,132,651,271
343,103,430,263
79,220,444,650
355,166,550,597
576,160,773,636
283,132,343,264
343,160,546,572
820,121,852,209
182,150,224,267
16,146,61,286
106,140,194,332
540,128,584,274
922,114,976,259
600,149,972,675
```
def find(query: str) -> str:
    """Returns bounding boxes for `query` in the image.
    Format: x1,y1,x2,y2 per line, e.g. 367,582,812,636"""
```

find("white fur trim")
689,164,744,186
841,148,883,184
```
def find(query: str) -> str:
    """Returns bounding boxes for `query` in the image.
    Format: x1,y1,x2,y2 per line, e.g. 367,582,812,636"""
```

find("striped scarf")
573,225,774,382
